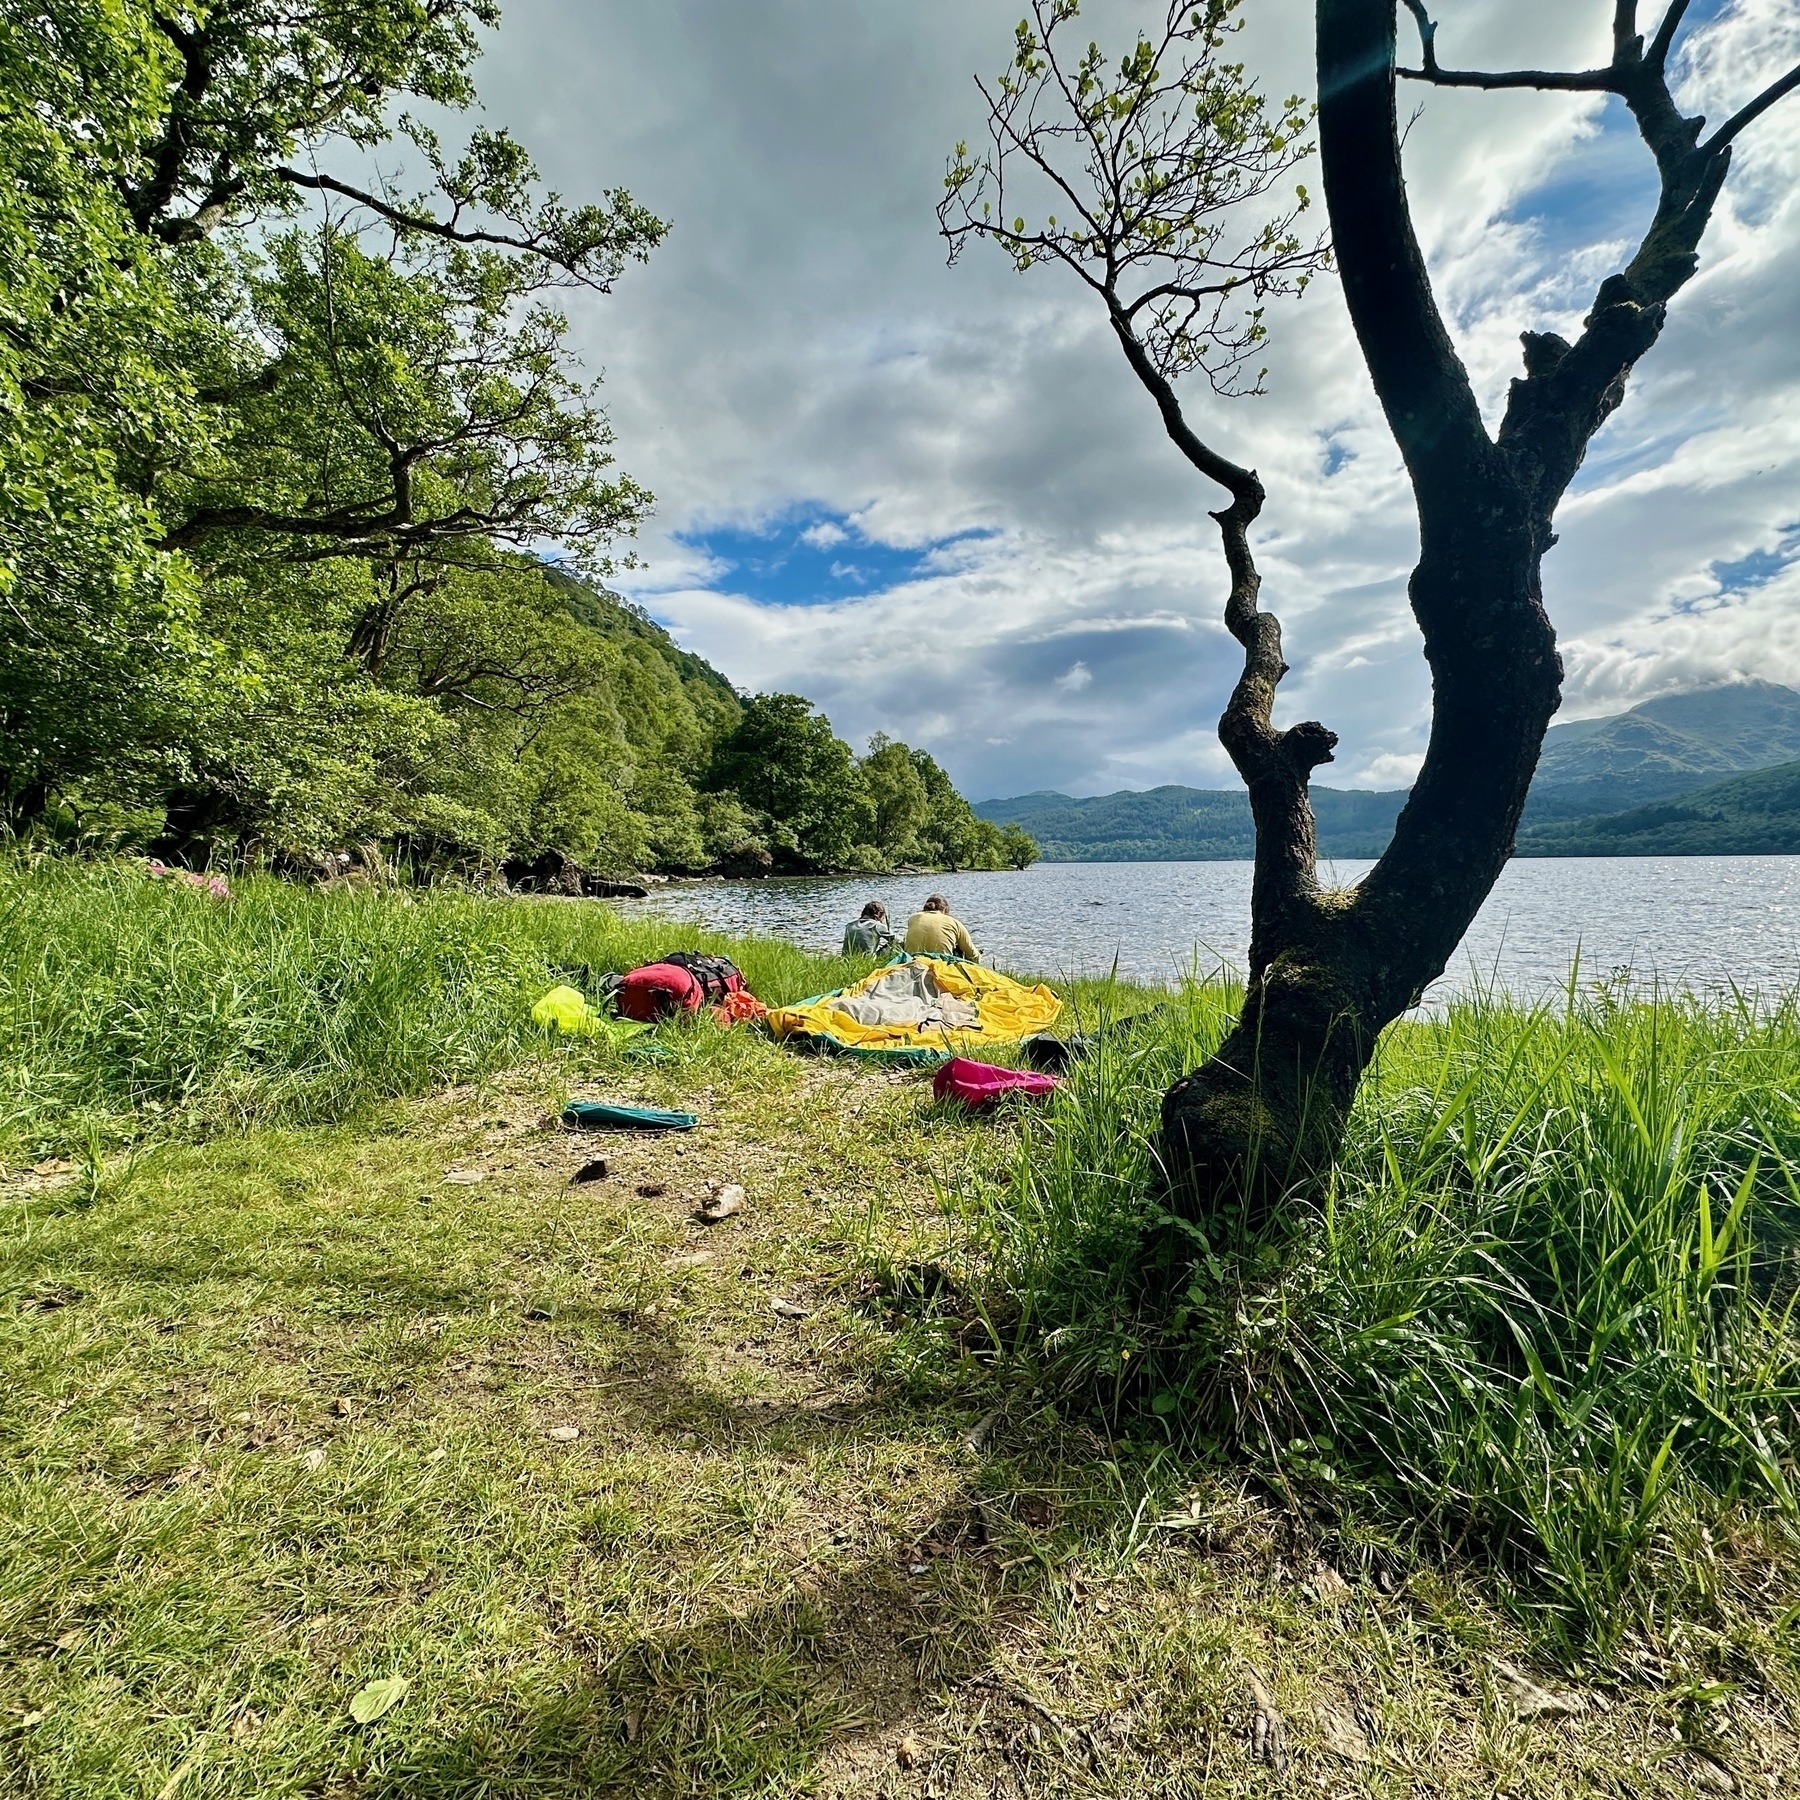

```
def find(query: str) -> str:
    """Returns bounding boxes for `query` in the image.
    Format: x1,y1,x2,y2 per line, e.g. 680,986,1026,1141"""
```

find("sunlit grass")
0,859,891,1157
961,975,1800,1655
5,863,1800,1790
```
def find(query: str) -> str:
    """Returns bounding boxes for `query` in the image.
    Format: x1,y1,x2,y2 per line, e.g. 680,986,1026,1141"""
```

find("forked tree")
944,0,1800,1229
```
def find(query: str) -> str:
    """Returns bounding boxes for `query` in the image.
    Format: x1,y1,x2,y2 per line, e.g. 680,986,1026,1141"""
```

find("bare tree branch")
1398,0,1616,91
1647,0,1693,71
1404,0,1799,149
1398,63,1618,93
1703,60,1800,154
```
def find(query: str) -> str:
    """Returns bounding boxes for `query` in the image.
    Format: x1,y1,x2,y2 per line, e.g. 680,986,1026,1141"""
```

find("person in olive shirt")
842,900,896,956
903,894,979,961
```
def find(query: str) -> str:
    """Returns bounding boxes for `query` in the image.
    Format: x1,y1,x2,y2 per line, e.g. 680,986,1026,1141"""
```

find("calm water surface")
611,858,1800,1000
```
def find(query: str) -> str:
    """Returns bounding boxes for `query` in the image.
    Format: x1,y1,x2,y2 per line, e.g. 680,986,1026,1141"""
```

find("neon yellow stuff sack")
766,954,1061,1060
532,984,603,1036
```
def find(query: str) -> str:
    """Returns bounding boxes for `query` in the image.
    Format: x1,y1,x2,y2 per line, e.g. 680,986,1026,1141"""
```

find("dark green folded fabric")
562,1100,698,1132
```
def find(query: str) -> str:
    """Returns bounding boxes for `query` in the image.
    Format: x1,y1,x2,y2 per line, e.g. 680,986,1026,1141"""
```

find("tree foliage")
699,701,1027,875
941,0,1324,397
0,0,659,830
2,0,1029,880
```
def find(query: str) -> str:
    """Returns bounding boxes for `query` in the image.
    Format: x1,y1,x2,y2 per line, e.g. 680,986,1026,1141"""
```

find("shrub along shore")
4,859,1799,1796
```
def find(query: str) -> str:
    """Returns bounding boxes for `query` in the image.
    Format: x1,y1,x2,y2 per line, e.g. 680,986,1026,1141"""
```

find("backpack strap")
659,951,743,1004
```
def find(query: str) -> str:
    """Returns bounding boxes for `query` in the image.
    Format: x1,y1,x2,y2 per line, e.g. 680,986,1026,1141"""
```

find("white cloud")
1363,751,1427,787
1561,559,1800,710
471,0,1800,798
1056,661,1093,693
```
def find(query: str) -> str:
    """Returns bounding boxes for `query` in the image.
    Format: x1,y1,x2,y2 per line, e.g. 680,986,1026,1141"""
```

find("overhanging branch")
1398,63,1618,93
1398,0,1617,91
274,168,612,283
1703,60,1800,154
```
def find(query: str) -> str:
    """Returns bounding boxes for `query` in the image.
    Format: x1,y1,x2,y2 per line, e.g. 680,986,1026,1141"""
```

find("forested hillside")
0,1,1019,881
1518,758,1800,856
980,683,1800,861
1524,681,1800,820
975,786,1405,860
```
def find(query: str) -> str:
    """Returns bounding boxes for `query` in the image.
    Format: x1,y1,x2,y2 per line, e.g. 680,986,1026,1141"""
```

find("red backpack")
615,953,749,1022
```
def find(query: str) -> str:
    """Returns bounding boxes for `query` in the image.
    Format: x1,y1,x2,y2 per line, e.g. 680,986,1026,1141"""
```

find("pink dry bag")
932,1056,1060,1111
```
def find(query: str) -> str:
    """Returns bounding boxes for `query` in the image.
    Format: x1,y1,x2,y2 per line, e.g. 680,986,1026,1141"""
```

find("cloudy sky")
470,0,1799,800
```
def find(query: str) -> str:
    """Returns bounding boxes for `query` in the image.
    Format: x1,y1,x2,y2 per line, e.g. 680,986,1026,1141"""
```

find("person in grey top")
843,900,896,955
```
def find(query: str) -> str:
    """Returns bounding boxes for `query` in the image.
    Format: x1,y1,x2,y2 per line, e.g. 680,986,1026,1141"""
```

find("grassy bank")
4,862,1800,1795
0,859,885,1160
953,981,1800,1654
0,859,1146,1161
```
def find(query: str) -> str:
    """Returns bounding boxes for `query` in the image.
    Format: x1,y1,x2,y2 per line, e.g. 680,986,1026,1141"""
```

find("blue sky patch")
674,507,989,606
1499,95,1662,270
1712,526,1800,595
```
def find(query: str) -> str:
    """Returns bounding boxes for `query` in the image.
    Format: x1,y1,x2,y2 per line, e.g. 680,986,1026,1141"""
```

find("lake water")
610,858,1800,1001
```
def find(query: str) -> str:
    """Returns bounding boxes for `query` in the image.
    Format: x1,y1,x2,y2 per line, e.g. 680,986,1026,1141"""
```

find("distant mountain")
1525,680,1800,819
978,681,1800,862
1519,758,1800,856
973,785,1405,862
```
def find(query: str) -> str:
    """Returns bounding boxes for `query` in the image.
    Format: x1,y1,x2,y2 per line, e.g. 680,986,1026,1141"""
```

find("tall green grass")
967,979,1800,1653
0,858,871,1154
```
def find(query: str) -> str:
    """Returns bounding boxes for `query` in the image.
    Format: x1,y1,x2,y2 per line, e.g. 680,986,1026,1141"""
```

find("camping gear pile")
615,952,764,1024
535,948,1070,1117
766,953,1061,1061
533,950,767,1038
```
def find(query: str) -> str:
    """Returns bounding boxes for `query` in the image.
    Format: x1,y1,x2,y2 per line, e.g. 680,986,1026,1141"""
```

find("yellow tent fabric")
767,954,1060,1060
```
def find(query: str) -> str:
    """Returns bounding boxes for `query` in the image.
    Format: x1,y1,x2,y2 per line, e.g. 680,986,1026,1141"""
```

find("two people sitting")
842,894,979,962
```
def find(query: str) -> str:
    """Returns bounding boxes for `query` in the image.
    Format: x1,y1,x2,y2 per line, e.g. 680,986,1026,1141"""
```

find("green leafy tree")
374,566,738,875
143,560,450,863
861,734,932,860
378,562,610,709
0,4,206,816
704,693,873,871
695,791,769,871
998,823,1040,869
907,747,1013,869
161,222,648,576
1,0,663,837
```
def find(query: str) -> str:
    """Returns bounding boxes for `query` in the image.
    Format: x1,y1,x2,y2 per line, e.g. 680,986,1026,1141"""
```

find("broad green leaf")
348,1677,410,1725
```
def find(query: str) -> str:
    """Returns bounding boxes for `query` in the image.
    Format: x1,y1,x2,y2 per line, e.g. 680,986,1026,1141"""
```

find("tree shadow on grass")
362,1560,923,1796
11,1147,1170,1794
338,1310,1121,1797
353,1478,1051,1800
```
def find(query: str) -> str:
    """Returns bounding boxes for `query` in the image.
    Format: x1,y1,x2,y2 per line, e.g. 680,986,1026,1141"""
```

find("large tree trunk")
1159,0,1750,1228
1160,535,1560,1223
149,785,240,868
3,775,54,832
